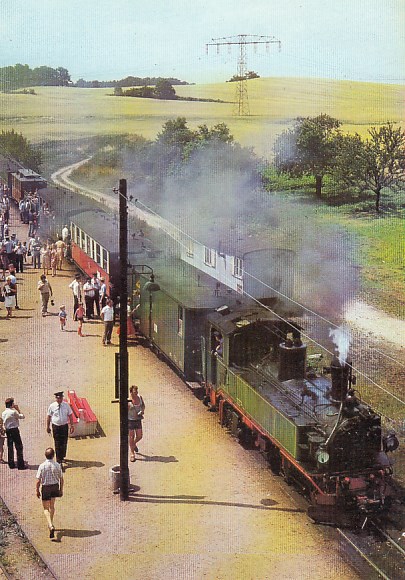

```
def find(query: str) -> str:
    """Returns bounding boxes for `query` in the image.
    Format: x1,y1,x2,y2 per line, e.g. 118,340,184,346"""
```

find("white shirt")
69,280,81,298
61,227,69,242
47,401,73,426
2,408,24,430
36,458,62,485
83,281,95,298
101,305,114,322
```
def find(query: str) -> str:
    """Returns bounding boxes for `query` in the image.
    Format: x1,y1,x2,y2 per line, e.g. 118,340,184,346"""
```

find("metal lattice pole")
206,34,281,116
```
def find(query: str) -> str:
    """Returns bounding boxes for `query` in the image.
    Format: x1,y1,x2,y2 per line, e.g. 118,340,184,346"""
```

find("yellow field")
0,77,404,157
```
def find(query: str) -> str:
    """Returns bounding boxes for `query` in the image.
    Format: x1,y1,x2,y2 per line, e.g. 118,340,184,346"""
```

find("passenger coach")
70,210,150,298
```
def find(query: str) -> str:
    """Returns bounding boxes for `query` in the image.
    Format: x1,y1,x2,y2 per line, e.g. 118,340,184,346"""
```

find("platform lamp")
143,271,160,340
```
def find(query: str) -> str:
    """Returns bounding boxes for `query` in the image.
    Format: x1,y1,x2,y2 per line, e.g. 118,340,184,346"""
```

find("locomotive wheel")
267,446,282,475
237,424,255,449
282,459,293,485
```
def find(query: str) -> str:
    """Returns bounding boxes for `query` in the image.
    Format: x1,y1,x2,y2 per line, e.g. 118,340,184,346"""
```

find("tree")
274,114,342,197
154,79,176,100
114,86,124,96
56,67,71,86
157,117,195,147
0,129,42,171
227,71,260,82
335,123,405,212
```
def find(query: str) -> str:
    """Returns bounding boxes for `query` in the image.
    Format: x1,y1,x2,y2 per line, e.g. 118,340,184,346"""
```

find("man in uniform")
46,392,74,466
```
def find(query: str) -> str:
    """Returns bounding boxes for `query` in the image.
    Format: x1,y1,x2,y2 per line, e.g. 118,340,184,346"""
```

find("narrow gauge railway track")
337,520,405,579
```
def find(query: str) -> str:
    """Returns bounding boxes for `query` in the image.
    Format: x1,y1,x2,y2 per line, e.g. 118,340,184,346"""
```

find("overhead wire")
56,172,405,412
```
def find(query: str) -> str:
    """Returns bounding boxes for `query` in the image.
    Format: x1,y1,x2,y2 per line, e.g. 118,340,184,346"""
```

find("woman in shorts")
128,385,145,462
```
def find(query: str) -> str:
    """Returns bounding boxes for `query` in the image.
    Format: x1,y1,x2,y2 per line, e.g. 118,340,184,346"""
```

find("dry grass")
0,78,403,157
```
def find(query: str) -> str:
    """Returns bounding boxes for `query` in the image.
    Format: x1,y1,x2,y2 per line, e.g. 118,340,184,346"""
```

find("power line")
206,34,281,116
52,171,405,412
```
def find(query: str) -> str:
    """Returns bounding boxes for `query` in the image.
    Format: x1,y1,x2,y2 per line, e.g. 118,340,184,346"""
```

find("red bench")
67,390,98,437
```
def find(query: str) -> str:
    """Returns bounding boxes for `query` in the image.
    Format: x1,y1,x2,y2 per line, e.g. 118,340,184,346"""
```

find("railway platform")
0,204,359,579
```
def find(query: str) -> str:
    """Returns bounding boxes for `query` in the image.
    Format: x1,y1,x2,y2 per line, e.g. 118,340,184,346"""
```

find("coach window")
233,256,243,278
75,226,80,244
177,306,183,337
187,241,194,258
86,235,92,256
102,248,108,271
204,247,216,268
80,230,85,250
95,243,101,265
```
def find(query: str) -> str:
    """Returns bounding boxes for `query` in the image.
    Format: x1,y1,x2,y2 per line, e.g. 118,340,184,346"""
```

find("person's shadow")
65,459,104,469
54,528,101,542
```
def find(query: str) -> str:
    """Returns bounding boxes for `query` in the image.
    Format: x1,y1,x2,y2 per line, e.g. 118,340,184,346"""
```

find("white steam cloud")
329,324,352,364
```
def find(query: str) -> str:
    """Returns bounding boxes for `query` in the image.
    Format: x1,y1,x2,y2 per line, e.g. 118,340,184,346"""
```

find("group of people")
0,391,73,538
1,386,145,539
0,210,70,319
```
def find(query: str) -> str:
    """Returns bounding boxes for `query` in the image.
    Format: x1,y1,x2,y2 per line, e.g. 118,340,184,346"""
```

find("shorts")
128,419,142,431
41,483,61,500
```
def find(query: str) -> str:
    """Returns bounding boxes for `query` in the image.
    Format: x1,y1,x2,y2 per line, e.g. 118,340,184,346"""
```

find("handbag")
0,293,4,302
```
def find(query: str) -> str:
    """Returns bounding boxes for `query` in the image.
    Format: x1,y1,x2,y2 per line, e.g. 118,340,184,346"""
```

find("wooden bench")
67,390,98,437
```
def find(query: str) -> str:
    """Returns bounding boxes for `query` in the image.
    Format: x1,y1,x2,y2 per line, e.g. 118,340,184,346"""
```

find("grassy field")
1,77,404,158
1,77,404,317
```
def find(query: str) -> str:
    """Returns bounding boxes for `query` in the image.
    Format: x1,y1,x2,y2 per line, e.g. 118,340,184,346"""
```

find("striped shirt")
36,459,62,485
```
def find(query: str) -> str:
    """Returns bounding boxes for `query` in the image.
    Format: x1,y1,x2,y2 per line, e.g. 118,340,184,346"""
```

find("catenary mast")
206,34,281,116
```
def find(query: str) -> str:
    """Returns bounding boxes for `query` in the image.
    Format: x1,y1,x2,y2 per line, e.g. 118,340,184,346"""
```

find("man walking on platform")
2,397,26,470
46,392,74,466
36,447,64,539
37,274,53,316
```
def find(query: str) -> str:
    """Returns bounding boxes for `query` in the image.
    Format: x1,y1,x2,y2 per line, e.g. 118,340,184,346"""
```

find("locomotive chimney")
278,337,307,381
330,357,352,403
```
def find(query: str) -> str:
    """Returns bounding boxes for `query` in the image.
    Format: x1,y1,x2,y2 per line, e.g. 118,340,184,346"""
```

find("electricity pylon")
206,34,281,116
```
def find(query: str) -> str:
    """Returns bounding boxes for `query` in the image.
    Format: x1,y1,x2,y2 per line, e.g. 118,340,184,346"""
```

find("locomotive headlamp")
315,446,329,467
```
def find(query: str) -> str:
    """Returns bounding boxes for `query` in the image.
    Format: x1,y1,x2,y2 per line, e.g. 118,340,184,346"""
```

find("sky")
0,0,404,84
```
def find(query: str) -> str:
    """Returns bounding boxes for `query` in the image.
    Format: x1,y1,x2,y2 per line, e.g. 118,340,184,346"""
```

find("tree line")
0,64,70,91
77,76,190,88
0,64,190,92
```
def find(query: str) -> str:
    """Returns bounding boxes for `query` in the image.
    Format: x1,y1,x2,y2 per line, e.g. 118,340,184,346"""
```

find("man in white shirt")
101,299,115,345
46,392,74,465
68,274,81,317
61,225,69,243
90,273,101,318
36,447,64,538
2,397,26,469
82,277,95,319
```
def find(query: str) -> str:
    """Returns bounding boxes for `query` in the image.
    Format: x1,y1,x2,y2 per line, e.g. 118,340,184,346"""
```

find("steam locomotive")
67,208,399,527
3,158,399,526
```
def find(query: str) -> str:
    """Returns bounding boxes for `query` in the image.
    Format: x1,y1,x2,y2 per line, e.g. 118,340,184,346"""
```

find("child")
0,417,5,463
59,305,67,331
74,302,85,337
